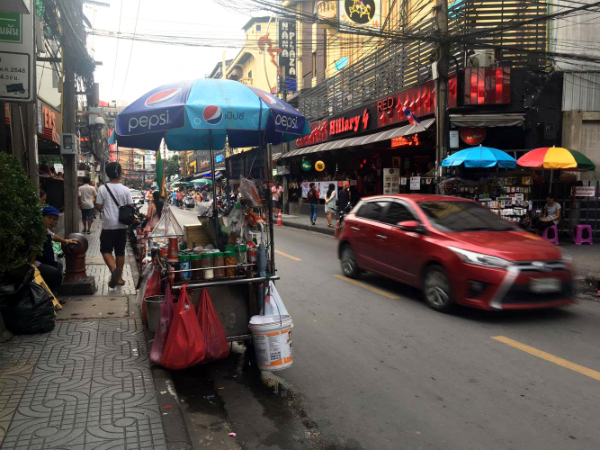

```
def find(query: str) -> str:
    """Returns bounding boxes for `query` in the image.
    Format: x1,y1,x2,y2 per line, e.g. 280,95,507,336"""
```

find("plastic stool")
573,224,593,245
543,225,559,245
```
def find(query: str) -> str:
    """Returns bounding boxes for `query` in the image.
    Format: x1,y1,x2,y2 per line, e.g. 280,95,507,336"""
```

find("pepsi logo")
203,105,223,125
145,88,181,107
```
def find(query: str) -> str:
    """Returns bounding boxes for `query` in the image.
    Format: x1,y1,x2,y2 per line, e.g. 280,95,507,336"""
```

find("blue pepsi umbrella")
442,146,517,169
110,79,310,151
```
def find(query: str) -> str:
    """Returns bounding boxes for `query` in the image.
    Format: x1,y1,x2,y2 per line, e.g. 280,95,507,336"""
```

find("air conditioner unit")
468,50,496,68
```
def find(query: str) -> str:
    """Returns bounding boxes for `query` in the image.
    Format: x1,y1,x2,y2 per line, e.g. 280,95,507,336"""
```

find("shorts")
81,208,95,221
100,229,128,256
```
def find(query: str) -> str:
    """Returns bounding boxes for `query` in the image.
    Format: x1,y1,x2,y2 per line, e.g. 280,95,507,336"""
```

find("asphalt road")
169,206,600,450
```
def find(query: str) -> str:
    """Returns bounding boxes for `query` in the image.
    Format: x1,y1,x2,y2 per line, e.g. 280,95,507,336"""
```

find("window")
382,202,415,225
256,25,261,32
355,201,387,221
419,201,515,232
247,70,252,79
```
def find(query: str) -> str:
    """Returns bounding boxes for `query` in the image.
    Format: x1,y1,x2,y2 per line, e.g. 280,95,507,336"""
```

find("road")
168,206,600,450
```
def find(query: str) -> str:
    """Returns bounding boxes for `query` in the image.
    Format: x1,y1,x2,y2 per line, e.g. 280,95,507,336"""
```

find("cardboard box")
184,223,212,249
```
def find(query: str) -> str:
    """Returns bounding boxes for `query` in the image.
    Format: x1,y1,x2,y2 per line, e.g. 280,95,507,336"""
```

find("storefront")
280,78,460,210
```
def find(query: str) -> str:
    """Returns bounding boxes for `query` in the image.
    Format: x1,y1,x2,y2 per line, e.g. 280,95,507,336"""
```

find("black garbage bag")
0,265,35,308
3,282,55,334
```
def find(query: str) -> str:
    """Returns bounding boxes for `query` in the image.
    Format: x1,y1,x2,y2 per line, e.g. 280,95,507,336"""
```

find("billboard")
339,0,381,29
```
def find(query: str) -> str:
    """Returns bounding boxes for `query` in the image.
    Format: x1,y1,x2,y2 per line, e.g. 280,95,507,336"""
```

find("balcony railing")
297,0,549,122
239,77,253,86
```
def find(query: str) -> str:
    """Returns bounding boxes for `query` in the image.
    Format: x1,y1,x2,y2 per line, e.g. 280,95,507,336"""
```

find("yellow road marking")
275,250,302,261
333,275,400,300
492,336,600,381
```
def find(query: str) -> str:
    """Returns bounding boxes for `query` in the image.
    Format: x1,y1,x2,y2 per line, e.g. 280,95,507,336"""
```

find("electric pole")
62,51,79,236
434,0,450,189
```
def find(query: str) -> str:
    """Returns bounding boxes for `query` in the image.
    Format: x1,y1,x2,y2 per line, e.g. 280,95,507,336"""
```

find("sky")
85,0,254,106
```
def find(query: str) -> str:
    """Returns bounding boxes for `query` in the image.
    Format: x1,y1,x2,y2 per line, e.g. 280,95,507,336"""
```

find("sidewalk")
280,214,335,236
0,223,183,450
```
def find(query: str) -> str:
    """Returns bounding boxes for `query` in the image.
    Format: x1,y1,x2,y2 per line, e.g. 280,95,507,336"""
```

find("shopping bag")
161,285,206,370
197,289,229,362
150,285,175,365
261,281,289,317
142,265,161,325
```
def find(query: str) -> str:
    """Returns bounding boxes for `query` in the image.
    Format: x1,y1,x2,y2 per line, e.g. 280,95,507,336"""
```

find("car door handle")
376,234,387,240
351,227,360,231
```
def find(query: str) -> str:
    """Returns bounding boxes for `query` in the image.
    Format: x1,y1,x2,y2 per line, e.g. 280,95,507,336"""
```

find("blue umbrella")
442,146,517,169
109,79,310,151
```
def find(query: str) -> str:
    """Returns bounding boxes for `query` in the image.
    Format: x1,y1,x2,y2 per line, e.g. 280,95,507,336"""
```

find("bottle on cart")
179,253,191,281
191,254,202,281
213,252,225,278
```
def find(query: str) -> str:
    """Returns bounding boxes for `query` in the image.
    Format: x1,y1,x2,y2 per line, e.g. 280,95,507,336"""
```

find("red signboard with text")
464,67,511,105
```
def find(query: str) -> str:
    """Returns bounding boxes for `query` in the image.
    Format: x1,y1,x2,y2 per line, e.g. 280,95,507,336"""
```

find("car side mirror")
397,220,420,232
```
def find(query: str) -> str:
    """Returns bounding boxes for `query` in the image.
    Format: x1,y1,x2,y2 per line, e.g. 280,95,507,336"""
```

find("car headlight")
448,247,512,270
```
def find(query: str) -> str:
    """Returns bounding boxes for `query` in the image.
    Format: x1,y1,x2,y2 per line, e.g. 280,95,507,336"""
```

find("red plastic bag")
142,266,161,325
150,285,175,365
197,289,229,362
161,285,206,370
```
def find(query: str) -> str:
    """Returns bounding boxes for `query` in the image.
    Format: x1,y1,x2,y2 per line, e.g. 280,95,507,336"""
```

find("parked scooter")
333,204,353,238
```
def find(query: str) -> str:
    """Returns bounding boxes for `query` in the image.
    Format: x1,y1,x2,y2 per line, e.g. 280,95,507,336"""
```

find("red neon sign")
391,134,420,148
465,67,510,105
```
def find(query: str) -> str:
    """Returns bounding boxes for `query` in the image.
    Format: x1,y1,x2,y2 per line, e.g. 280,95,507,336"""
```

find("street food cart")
111,79,310,344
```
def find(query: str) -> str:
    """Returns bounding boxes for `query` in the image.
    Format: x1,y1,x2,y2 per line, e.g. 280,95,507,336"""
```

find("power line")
118,0,142,101
109,0,124,100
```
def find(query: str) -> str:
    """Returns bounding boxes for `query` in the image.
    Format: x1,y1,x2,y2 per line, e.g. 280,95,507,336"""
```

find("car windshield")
418,201,515,232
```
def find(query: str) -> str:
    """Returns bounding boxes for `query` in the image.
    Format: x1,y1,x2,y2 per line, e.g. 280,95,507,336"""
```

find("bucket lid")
190,254,201,260
249,315,292,326
179,254,191,260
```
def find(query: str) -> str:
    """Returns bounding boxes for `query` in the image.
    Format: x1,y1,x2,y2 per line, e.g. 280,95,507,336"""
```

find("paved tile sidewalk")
0,320,166,450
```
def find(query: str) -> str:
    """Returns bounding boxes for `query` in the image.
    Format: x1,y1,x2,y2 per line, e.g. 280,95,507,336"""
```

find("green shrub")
0,153,45,272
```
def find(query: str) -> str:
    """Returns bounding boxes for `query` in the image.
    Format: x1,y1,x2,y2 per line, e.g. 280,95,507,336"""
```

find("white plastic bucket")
249,315,293,371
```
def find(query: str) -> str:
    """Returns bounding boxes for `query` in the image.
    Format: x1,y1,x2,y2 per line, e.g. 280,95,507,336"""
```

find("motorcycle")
333,203,353,238
128,204,147,261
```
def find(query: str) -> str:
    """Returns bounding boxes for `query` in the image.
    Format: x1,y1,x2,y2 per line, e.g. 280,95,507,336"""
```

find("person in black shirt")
307,183,320,225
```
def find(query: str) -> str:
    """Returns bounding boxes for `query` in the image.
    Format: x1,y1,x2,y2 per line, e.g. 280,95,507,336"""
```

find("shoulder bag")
104,184,136,225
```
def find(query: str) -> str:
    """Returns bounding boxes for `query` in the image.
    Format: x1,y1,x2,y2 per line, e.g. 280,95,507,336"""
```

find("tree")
0,153,45,272
164,154,181,181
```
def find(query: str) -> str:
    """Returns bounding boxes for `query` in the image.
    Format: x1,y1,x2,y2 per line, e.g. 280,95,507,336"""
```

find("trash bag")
239,178,262,207
3,282,55,334
150,285,175,365
142,265,161,325
197,289,229,362
0,265,34,307
261,281,290,317
161,285,206,370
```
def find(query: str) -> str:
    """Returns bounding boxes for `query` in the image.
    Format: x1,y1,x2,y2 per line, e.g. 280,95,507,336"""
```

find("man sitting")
35,206,77,293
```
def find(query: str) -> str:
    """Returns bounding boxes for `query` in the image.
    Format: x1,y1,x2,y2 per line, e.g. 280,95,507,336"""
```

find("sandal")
109,268,122,289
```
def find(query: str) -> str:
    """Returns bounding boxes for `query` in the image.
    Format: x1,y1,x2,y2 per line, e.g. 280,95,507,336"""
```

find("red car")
338,195,574,312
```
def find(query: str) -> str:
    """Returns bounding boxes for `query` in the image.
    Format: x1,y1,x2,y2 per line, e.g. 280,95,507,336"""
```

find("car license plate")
530,278,561,294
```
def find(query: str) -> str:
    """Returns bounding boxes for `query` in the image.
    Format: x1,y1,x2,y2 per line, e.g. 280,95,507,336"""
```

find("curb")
282,222,336,236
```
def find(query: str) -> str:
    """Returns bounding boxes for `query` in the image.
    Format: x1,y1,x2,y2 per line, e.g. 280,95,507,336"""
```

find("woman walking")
324,184,336,228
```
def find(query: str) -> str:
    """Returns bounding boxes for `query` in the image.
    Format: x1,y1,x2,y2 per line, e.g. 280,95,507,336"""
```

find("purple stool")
543,225,559,245
573,224,593,245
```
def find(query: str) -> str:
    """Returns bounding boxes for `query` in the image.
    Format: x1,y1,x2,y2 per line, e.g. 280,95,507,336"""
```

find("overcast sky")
86,0,253,105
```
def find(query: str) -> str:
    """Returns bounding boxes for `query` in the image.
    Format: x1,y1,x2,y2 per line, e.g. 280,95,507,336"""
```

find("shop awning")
449,114,525,128
197,165,226,177
281,118,435,159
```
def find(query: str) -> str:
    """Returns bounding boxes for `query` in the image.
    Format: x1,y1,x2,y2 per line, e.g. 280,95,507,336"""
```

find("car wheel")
340,246,360,279
423,265,454,312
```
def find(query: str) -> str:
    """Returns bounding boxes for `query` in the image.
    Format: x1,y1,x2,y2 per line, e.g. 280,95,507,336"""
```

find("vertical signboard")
0,1,34,102
278,20,297,92
383,168,400,194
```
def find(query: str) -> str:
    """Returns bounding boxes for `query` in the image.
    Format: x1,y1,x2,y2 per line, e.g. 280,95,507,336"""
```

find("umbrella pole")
209,130,219,247
549,169,553,194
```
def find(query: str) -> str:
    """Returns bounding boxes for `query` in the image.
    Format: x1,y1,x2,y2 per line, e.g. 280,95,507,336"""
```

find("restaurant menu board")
383,168,400,194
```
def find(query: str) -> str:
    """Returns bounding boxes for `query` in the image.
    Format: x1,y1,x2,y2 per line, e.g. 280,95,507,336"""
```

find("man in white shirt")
95,162,133,288
78,177,97,234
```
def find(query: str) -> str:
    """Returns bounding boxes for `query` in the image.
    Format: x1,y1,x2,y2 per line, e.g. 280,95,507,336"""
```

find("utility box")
60,133,78,155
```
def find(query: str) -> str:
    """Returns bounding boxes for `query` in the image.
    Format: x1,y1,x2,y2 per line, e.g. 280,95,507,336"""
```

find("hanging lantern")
301,160,312,172
315,161,325,172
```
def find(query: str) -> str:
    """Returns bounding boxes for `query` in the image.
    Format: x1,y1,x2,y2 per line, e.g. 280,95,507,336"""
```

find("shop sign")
37,99,62,145
215,153,224,163
296,120,328,148
339,0,381,28
465,67,511,105
573,186,596,197
0,12,22,43
391,134,420,148
278,20,297,80
460,127,486,145
330,108,370,136
410,176,421,190
200,160,209,170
